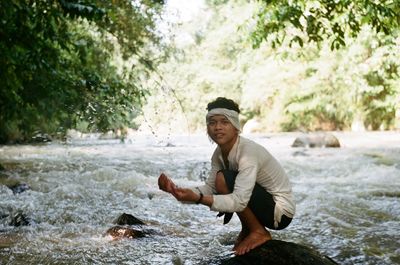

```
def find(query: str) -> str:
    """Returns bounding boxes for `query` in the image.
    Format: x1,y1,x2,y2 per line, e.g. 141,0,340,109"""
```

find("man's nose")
215,121,223,129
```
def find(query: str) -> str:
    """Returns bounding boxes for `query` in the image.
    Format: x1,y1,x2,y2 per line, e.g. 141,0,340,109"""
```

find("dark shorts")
219,169,292,230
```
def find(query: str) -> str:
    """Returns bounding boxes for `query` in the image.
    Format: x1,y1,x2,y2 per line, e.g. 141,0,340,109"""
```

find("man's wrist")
196,192,203,204
195,187,203,204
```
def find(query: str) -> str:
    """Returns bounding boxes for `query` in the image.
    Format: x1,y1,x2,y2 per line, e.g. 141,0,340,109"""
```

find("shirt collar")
218,136,240,169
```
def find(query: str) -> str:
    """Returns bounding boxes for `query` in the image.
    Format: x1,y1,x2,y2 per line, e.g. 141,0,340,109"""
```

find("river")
0,131,399,265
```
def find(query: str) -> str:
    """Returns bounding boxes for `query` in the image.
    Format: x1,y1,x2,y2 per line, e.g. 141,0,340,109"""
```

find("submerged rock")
9,183,31,194
30,132,52,143
292,133,340,148
9,211,34,227
0,176,31,194
219,240,338,265
105,225,145,239
0,232,20,249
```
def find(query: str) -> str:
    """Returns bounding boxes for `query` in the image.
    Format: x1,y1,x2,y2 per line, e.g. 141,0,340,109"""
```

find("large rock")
292,133,340,148
219,240,338,265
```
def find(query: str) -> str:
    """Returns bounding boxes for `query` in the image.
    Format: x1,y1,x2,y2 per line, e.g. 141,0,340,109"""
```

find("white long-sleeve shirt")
194,136,295,226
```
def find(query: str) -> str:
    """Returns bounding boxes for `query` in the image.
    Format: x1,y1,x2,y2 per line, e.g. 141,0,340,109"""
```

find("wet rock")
0,212,9,220
9,212,33,227
0,178,30,194
364,152,397,167
0,233,20,249
114,213,145,225
292,150,309,157
105,213,147,240
30,132,52,143
242,119,262,134
292,133,340,148
219,240,338,265
9,183,31,194
165,142,175,147
105,225,145,239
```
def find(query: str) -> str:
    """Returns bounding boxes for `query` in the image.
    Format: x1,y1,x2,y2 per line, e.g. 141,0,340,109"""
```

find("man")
158,97,295,255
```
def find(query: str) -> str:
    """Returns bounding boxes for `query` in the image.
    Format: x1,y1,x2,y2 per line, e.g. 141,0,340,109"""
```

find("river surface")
0,131,399,265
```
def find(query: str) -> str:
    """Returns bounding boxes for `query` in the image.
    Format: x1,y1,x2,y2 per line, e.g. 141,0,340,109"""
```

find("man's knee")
215,171,229,194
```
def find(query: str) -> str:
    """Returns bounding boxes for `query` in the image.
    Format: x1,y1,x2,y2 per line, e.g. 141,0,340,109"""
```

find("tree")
0,0,165,143
251,0,400,50
142,0,399,133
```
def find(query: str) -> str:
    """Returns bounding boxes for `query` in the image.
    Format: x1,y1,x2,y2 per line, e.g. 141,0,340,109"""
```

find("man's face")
207,115,238,146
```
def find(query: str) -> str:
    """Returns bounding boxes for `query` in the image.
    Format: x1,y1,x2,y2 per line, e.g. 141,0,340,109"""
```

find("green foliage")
137,1,249,133
251,0,400,50
142,1,399,133
0,0,165,143
2,0,399,140
281,28,400,131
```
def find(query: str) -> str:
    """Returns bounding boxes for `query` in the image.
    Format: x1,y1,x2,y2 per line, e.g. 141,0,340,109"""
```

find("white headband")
206,108,241,131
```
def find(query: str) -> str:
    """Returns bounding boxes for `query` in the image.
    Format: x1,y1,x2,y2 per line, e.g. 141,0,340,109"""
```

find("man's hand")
173,187,199,202
158,173,210,205
158,173,176,194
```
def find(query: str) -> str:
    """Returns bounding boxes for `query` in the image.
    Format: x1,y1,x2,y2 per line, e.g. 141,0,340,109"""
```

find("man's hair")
207,97,240,113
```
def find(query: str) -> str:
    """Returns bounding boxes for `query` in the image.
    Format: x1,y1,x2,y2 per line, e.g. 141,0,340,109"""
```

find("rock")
105,225,145,239
292,133,340,148
292,151,309,157
0,232,20,249
105,213,147,240
9,211,33,227
30,132,52,143
0,214,8,220
9,183,31,194
219,240,338,265
242,119,262,134
114,213,145,225
0,178,30,194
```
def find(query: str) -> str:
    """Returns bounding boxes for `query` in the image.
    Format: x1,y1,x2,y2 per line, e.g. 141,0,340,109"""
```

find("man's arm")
173,187,214,207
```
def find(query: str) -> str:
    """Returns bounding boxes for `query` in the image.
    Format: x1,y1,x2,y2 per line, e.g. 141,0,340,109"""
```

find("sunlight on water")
1,132,399,264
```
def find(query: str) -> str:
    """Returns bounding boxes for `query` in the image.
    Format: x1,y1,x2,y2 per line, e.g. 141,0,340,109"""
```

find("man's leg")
235,207,271,255
215,171,248,246
215,171,271,255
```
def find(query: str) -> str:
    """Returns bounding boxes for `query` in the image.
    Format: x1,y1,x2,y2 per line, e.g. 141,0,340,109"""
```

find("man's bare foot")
233,229,249,250
234,229,272,255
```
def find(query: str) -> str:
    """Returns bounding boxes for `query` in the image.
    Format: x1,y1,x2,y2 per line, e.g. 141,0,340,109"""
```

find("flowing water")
0,132,399,265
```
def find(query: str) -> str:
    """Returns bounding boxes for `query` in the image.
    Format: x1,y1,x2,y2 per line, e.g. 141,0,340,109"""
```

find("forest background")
1,0,399,144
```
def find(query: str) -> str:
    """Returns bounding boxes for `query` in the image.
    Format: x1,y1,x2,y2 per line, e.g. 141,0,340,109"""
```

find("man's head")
206,97,241,132
207,97,240,113
206,98,241,145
